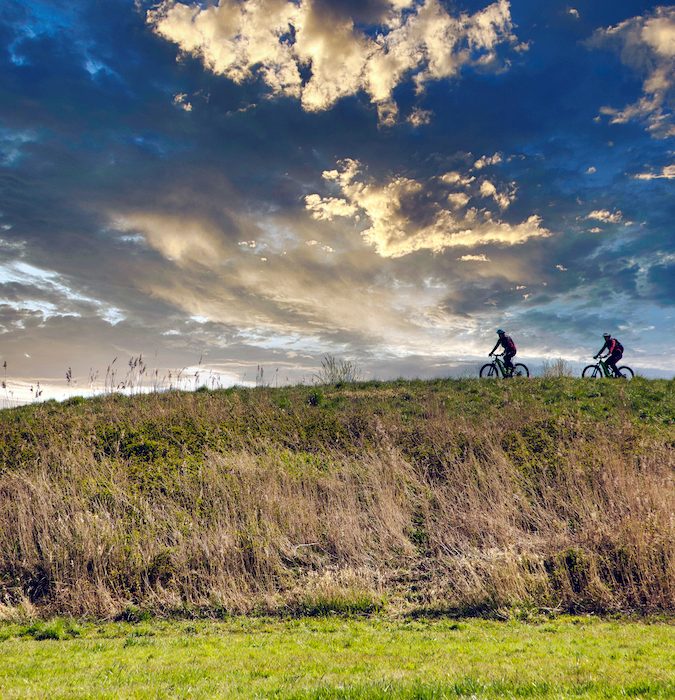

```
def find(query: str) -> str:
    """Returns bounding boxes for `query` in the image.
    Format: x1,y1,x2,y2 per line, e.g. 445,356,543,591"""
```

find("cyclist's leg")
503,351,515,372
608,351,623,377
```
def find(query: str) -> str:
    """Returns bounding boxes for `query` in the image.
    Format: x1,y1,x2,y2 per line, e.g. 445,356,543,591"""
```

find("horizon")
1,0,674,389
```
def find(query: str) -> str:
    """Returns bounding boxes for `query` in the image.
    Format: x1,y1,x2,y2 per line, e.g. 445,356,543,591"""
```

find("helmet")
603,332,611,338
497,329,505,335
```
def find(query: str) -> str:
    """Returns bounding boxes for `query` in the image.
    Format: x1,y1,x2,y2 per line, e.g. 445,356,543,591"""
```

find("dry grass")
0,378,672,618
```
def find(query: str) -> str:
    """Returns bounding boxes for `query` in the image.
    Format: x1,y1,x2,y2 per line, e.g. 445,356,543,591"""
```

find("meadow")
0,376,672,619
1,616,673,698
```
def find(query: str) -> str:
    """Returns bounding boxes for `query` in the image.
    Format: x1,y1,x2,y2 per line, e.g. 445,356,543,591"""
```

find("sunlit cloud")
633,164,675,179
474,152,502,169
113,212,232,267
586,209,623,224
457,253,490,262
306,158,549,258
590,6,675,138
148,0,520,123
407,107,433,127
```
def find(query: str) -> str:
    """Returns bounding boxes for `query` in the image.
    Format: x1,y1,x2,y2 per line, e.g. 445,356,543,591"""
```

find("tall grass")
0,378,672,618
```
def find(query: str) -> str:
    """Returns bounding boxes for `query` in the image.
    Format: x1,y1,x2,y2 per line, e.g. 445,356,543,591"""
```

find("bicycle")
581,356,634,379
479,353,529,378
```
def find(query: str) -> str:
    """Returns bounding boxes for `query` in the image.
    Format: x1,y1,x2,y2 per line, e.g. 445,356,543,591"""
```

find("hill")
0,377,672,619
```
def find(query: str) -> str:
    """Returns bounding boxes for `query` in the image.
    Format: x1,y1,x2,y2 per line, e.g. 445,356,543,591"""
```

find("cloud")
589,6,675,138
304,194,358,220
474,152,502,169
585,166,596,174
568,8,580,20
112,212,232,267
447,192,471,209
633,164,675,179
172,92,193,111
407,107,433,127
586,209,623,224
0,260,124,326
457,253,490,262
305,158,551,258
440,171,475,186
479,179,514,209
148,0,519,123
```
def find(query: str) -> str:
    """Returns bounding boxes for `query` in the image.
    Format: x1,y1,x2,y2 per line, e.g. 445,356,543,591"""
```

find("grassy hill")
0,377,672,619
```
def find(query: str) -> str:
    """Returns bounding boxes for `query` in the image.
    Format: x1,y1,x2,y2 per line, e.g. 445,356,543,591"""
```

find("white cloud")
173,92,193,111
585,166,597,174
0,260,124,324
305,158,551,258
474,152,502,169
457,253,490,262
479,179,515,209
555,264,568,271
589,227,602,233
568,8,580,20
447,192,471,209
304,194,358,221
586,209,623,224
633,163,675,179
407,107,433,127
440,171,475,186
114,212,229,266
148,0,519,124
590,6,675,138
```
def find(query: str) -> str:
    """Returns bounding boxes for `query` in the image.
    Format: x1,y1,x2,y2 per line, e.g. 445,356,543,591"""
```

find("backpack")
613,339,623,353
503,335,516,352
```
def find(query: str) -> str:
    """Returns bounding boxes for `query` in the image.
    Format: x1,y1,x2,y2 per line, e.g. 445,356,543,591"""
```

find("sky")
0,0,673,399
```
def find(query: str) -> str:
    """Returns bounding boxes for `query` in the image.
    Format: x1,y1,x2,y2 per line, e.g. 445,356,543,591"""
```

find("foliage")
0,377,672,618
314,354,361,384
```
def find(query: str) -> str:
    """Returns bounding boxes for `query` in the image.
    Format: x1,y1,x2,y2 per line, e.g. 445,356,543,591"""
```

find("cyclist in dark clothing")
595,333,624,377
490,329,517,374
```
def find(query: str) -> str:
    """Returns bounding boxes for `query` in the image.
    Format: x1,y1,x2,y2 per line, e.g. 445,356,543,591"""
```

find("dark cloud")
647,261,675,304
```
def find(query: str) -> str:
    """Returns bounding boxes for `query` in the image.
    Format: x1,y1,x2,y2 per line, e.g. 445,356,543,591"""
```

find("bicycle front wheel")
480,363,498,378
617,366,634,379
582,364,602,378
512,363,529,378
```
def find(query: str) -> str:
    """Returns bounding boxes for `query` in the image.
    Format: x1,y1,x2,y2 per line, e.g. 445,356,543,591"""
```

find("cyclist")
594,333,624,378
489,329,517,375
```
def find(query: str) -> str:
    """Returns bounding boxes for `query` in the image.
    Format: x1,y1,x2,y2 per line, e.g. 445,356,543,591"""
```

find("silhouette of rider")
490,329,517,374
594,333,624,378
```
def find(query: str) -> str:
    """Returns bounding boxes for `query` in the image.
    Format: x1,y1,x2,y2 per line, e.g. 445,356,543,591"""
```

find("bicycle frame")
491,354,510,377
596,357,614,377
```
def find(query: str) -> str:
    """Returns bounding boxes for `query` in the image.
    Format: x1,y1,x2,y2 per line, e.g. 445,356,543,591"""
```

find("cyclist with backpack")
594,333,624,378
489,329,517,375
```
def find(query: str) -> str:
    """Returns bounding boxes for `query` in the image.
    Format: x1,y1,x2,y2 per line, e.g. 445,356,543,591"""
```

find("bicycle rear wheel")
617,366,634,379
512,363,529,377
582,364,602,378
480,363,498,378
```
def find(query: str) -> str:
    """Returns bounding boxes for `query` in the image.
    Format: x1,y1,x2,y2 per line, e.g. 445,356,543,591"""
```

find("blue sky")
0,0,673,390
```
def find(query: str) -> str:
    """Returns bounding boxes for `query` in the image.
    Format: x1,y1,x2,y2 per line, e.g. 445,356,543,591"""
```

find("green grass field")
1,616,673,698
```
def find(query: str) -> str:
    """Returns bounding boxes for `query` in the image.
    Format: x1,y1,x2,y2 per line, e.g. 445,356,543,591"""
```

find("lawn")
1,616,673,698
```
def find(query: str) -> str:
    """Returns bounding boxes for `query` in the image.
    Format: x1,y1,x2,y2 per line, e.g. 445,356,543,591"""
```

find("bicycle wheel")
617,366,634,379
582,364,602,378
512,363,529,378
480,363,498,378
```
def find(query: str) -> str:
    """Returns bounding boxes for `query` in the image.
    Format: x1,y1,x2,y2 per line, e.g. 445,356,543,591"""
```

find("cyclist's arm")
489,341,500,355
594,343,607,359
